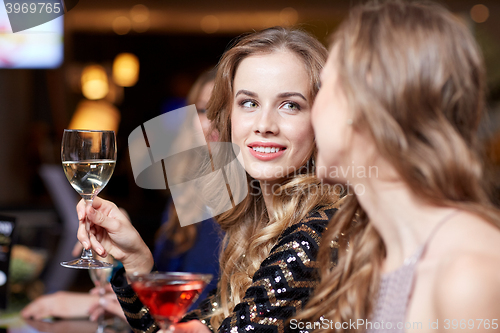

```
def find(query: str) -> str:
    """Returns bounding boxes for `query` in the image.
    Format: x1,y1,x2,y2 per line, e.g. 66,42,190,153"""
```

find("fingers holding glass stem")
83,199,110,264
78,199,107,259
76,197,155,275
61,198,113,269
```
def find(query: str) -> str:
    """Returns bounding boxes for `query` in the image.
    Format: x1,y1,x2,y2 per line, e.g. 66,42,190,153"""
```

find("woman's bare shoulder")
433,253,500,325
432,212,500,324
431,211,500,253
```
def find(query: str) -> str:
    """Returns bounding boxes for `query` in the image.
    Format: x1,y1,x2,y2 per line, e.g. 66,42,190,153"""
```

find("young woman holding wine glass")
21,70,219,323
298,1,500,332
76,27,343,333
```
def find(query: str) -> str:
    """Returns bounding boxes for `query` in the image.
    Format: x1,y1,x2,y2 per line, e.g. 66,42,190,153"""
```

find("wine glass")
127,272,212,333
60,129,116,269
89,266,113,333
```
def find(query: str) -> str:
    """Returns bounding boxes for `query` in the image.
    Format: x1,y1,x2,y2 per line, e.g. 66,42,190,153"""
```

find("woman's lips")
247,145,286,161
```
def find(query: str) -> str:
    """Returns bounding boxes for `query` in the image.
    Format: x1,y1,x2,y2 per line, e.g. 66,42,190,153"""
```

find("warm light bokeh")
112,16,132,35
113,53,140,87
69,100,121,133
81,65,109,100
471,4,489,23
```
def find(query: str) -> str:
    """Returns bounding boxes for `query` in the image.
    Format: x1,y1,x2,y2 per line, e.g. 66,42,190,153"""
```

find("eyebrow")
235,90,307,102
235,90,257,98
277,92,307,102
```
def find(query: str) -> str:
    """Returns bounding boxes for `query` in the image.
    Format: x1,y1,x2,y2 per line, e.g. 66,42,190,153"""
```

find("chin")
248,169,280,183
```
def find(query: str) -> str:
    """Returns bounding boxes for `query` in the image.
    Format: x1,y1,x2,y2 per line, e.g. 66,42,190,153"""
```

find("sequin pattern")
112,203,339,333
210,204,338,333
111,267,161,333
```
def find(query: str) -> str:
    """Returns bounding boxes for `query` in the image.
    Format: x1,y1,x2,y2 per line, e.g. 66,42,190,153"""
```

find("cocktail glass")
127,272,212,333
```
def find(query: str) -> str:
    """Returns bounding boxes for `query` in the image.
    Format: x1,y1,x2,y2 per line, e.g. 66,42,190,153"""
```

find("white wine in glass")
61,129,116,269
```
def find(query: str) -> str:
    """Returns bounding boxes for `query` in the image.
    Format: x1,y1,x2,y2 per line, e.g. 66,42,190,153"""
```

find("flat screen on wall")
0,5,63,69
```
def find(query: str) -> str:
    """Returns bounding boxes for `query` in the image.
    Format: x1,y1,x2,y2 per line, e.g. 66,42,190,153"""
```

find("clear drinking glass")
60,129,116,269
89,267,113,333
127,272,212,333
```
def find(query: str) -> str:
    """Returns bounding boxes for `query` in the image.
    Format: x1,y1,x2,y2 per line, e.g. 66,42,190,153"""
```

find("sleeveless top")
367,211,457,333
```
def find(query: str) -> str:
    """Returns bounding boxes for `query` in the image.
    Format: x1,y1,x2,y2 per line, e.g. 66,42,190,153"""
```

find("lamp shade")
113,53,139,87
68,100,120,133
81,65,109,100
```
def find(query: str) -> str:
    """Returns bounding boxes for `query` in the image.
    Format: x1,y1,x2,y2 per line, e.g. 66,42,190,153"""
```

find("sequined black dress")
111,203,339,333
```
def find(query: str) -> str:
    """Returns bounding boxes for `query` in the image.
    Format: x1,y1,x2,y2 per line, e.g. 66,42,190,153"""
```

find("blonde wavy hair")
203,27,340,328
298,1,500,331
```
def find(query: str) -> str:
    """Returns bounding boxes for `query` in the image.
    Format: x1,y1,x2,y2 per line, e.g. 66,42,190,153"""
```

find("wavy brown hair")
203,27,340,328
299,1,500,331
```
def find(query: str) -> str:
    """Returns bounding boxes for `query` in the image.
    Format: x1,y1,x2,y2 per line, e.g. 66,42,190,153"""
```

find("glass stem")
96,285,106,333
159,321,174,333
82,199,94,260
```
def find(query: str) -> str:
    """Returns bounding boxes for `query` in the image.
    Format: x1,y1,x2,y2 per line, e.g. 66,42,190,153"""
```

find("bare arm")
434,254,500,333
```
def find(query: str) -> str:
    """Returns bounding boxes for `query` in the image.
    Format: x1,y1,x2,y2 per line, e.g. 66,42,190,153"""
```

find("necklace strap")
405,210,459,266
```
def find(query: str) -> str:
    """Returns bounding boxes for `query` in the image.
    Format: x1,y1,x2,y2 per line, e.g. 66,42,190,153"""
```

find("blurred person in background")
154,68,222,309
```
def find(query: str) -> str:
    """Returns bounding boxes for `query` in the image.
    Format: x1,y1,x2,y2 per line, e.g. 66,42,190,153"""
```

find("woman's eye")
282,102,301,111
242,100,258,108
197,108,207,114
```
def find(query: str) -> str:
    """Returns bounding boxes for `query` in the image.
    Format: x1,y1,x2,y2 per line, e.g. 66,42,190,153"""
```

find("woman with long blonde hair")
76,26,342,333
299,1,500,332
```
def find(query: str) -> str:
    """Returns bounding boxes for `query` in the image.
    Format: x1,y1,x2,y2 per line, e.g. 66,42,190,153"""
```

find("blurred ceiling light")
113,16,131,35
113,53,140,87
81,65,109,100
470,4,489,23
69,100,121,133
280,7,298,26
131,4,150,23
133,20,150,33
201,15,220,34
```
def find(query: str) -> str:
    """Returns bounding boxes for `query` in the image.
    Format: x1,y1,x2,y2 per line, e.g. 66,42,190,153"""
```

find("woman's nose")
253,108,279,136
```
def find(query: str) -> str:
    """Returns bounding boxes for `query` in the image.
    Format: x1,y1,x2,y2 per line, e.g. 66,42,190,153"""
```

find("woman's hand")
21,291,99,320
174,320,212,333
25,318,99,333
89,282,114,296
88,288,126,322
76,197,154,274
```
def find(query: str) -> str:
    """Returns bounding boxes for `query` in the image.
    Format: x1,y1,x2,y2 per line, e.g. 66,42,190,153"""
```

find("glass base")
61,258,113,269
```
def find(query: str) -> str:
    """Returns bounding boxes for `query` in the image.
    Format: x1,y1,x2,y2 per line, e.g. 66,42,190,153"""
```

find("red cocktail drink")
128,272,212,333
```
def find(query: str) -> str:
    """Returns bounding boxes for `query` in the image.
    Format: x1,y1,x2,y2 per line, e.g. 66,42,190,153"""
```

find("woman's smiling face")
231,51,315,184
